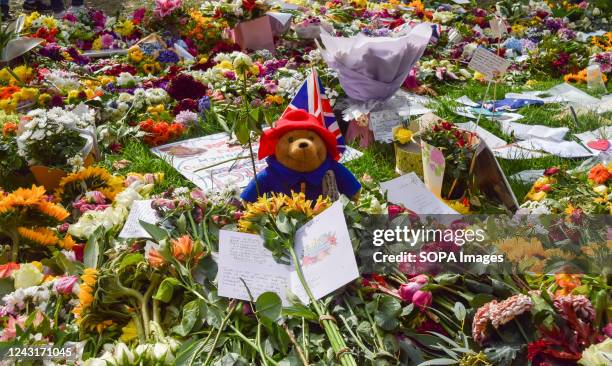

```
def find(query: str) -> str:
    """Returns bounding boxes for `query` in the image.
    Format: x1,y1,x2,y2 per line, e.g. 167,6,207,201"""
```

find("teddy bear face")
274,129,328,172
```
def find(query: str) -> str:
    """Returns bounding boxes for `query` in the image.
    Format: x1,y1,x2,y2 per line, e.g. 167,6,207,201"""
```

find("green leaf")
153,278,181,303
374,296,401,331
470,293,495,308
193,255,218,284
139,220,169,242
118,253,144,271
452,302,466,322
0,278,15,298
173,300,201,336
83,226,104,269
282,305,317,321
234,119,250,145
256,292,282,323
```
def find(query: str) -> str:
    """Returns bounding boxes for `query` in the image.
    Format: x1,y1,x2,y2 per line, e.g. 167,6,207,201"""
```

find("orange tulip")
171,235,193,261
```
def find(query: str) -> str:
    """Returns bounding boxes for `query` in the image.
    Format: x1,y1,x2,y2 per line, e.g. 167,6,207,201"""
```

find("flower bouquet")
16,106,96,191
416,118,479,200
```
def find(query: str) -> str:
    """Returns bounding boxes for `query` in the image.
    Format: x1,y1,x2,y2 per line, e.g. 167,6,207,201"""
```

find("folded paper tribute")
319,23,432,102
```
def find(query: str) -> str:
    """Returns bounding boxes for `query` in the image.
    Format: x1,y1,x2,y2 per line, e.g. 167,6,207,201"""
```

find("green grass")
97,78,611,204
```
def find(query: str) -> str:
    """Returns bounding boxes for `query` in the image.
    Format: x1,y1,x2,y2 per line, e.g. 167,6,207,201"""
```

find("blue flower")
156,50,180,63
198,96,211,114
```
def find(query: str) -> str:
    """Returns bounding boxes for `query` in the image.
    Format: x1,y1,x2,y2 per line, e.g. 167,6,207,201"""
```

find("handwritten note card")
468,47,510,81
370,110,402,142
218,201,359,305
380,173,458,215
119,200,159,239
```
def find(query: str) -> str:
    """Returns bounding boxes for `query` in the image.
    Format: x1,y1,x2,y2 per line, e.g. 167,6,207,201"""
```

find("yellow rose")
393,127,413,145
527,190,547,202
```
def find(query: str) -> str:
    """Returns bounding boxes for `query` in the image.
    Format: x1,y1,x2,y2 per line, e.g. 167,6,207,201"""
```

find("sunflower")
55,167,124,203
1,185,47,210
17,227,59,246
74,268,98,322
36,201,69,222
238,192,331,232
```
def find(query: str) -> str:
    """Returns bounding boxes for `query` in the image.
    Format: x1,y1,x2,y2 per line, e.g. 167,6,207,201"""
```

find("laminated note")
119,200,159,239
468,48,510,81
218,201,358,305
380,173,458,215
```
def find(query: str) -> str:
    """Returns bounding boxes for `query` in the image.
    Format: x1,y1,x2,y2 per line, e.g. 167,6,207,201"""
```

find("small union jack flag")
283,68,346,153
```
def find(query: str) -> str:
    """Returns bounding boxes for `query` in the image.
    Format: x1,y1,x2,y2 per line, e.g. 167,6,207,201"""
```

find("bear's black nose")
298,142,309,149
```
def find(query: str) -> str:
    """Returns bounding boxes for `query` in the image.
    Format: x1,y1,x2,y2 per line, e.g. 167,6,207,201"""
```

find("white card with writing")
290,201,359,304
380,173,458,215
370,110,402,142
218,201,359,305
119,200,160,239
218,231,292,304
468,47,510,81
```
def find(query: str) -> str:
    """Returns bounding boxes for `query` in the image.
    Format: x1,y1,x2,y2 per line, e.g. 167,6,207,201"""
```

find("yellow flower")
59,235,76,250
36,200,70,221
128,47,144,63
445,199,471,214
92,37,103,50
81,268,98,287
393,127,413,144
38,93,52,105
120,320,138,342
497,237,545,262
142,63,156,75
215,60,234,71
67,90,81,103
527,190,546,201
55,167,124,203
41,16,57,29
115,19,135,37
17,227,59,246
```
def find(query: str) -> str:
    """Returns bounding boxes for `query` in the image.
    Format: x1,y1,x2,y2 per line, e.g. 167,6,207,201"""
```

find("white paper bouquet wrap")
319,23,432,102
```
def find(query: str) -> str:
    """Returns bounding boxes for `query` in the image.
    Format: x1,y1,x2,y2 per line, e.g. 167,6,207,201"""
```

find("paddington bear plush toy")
241,109,361,202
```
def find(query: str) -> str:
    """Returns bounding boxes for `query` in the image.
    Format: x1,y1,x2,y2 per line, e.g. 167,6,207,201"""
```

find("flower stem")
203,301,236,366
288,247,357,366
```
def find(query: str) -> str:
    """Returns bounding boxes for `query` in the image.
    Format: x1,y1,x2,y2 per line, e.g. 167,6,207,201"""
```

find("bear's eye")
308,136,314,141
288,137,295,143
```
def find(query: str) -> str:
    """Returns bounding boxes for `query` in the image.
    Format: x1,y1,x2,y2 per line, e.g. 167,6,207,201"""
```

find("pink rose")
398,282,424,302
412,290,432,310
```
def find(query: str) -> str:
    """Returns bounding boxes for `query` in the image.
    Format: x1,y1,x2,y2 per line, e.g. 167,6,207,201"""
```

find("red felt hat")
258,109,340,161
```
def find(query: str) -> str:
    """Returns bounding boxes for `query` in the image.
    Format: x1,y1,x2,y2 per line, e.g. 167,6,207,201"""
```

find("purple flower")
157,50,180,63
198,96,211,113
175,110,198,126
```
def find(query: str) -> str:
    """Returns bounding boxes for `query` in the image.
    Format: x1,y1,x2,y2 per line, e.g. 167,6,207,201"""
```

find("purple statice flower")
544,18,565,33
557,28,576,40
520,39,537,52
156,50,180,63
197,96,211,113
175,110,198,127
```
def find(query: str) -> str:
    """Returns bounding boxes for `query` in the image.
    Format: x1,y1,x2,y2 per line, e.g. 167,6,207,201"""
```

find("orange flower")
148,248,166,268
0,262,19,278
588,164,610,184
171,235,193,261
555,273,581,296
2,122,17,136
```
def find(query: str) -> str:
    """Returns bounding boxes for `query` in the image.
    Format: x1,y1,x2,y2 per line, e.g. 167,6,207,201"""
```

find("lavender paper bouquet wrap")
319,23,432,102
